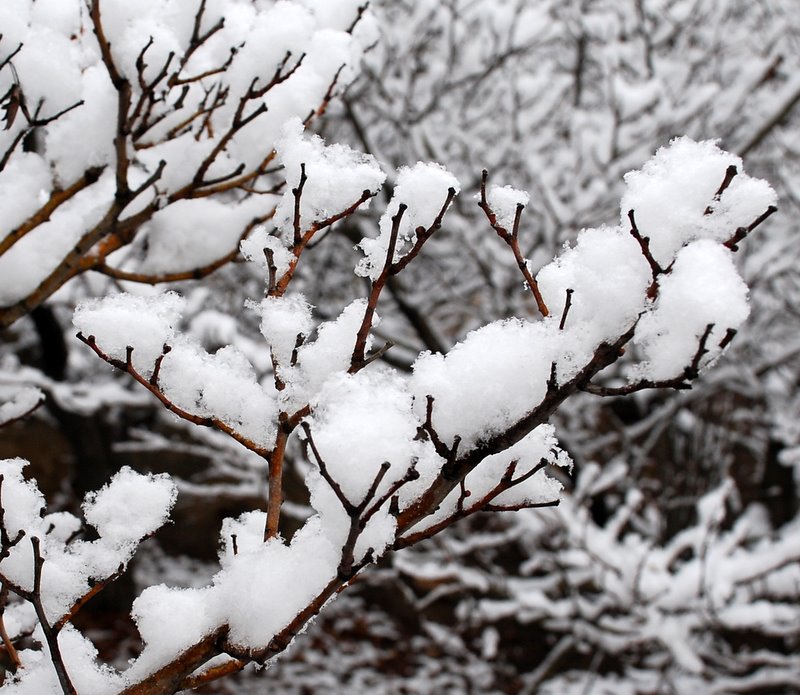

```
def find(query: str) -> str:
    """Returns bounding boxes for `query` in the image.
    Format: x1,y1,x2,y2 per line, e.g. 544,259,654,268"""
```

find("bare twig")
559,288,574,330
76,333,271,458
349,204,406,371
292,163,308,246
30,538,77,695
582,323,715,396
704,165,738,215
724,205,777,251
478,170,549,317
627,209,663,282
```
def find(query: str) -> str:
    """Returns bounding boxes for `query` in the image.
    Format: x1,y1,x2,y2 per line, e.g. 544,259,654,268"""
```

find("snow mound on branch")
252,294,315,369
484,184,530,231
411,319,560,450
274,118,386,236
73,292,185,378
83,467,177,547
73,293,279,449
287,299,373,407
0,459,177,681
305,369,424,558
138,195,277,275
630,240,750,381
621,137,777,266
0,387,44,425
537,224,651,350
129,584,219,678
0,153,53,234
158,341,279,449
212,514,339,649
240,227,294,278
357,162,460,280
414,425,570,536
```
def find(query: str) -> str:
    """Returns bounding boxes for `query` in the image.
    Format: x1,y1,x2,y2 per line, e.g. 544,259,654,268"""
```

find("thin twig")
478,170,549,317
30,538,77,695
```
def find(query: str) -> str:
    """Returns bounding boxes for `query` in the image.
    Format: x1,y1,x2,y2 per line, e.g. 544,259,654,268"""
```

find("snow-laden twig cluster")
0,1,785,692
0,126,776,692
0,0,375,328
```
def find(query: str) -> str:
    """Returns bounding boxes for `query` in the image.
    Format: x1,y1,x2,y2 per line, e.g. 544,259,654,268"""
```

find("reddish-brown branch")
478,170,549,317
558,288,574,330
397,326,635,535
389,187,456,275
0,166,106,257
0,585,21,672
177,657,246,690
30,537,77,695
302,422,355,514
292,163,308,246
76,333,272,459
96,249,237,284
117,629,225,695
265,426,289,541
704,165,738,215
627,209,663,281
724,205,777,251
90,0,133,199
248,52,306,98
273,188,376,297
581,323,715,397
350,204,406,372
397,458,554,549
53,563,126,632
304,64,346,126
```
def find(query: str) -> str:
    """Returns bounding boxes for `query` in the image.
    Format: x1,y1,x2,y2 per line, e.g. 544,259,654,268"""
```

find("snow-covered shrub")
0,1,791,693
3,129,777,691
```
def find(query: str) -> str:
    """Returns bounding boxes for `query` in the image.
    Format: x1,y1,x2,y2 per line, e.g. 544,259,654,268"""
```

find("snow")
537,225,651,350
0,153,53,234
273,118,386,237
83,466,178,547
0,2,787,684
253,294,315,369
357,162,460,280
0,170,116,307
138,195,277,275
157,340,279,450
212,515,339,650
73,291,185,377
241,227,294,278
620,137,777,266
129,584,219,676
0,0,379,313
0,459,180,690
44,63,117,184
411,319,558,450
0,458,46,543
305,369,420,556
484,184,530,231
631,240,750,381
288,299,372,406
2,625,123,695
0,386,43,425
